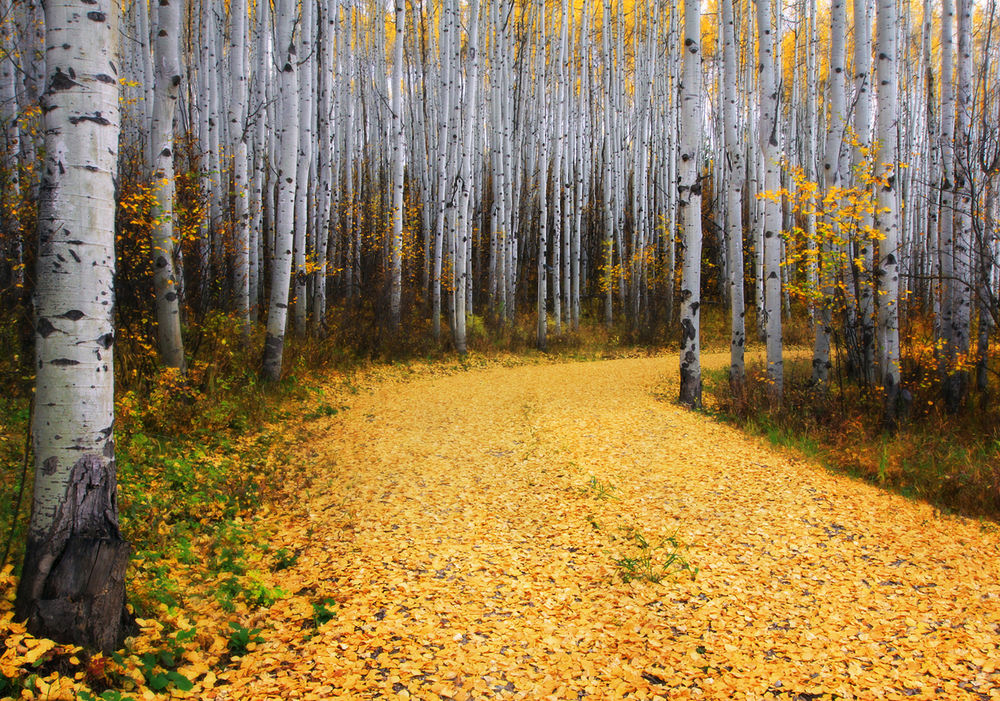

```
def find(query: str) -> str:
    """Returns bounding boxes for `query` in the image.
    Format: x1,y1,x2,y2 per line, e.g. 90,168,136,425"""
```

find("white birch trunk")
677,0,702,407
876,0,902,422
431,0,455,341
722,0,745,390
389,0,406,331
0,0,21,291
261,0,299,381
292,0,314,335
814,0,846,388
229,0,251,336
757,0,783,403
938,0,956,382
852,0,876,385
945,0,973,411
149,0,185,370
454,0,480,354
15,0,130,653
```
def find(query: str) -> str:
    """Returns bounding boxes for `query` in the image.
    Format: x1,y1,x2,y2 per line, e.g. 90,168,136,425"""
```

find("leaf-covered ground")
4,352,1000,699
214,354,1000,699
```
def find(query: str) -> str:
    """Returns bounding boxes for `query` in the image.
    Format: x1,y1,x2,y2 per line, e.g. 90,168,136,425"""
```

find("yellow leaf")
23,639,56,665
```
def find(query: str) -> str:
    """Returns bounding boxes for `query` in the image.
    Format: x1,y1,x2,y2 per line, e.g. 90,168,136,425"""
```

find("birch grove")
6,0,1000,648
0,0,996,388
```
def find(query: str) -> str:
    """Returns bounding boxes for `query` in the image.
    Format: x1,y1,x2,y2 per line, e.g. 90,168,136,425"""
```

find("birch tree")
536,0,549,352
876,0,903,423
814,0,846,388
851,0,875,385
945,0,974,411
15,0,130,652
677,0,702,408
389,0,406,331
757,0,783,403
0,0,20,294
262,0,299,381
229,0,251,336
149,0,185,370
721,0,744,391
292,0,314,335
454,0,480,354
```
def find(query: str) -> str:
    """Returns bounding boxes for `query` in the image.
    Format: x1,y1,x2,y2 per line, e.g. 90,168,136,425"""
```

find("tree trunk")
389,0,406,331
721,0,745,392
229,0,251,338
758,0,783,404
945,0,973,412
15,0,131,654
261,0,299,381
292,0,314,336
454,0,480,354
149,0,185,371
677,0,702,408
814,0,846,389
876,0,903,425
0,0,21,297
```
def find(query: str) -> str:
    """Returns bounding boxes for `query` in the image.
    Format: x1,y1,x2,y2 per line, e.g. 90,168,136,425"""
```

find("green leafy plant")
303,403,348,420
227,622,264,657
129,629,196,693
76,691,138,701
613,529,697,584
312,597,338,627
271,547,299,571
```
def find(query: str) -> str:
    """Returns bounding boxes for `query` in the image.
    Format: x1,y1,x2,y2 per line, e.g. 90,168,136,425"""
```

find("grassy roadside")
703,359,1000,525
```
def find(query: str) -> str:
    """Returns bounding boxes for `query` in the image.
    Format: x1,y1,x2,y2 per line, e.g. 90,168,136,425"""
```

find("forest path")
219,354,1000,700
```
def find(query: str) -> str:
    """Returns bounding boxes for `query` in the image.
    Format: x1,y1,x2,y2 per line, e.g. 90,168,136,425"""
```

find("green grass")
612,528,697,584
705,358,1000,521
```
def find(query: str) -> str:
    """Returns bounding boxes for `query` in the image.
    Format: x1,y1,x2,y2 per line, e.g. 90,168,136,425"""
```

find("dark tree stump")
18,536,133,653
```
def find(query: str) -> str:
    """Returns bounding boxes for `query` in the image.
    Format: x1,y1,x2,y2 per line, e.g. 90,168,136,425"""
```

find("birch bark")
15,0,130,653
721,0,745,390
389,0,406,331
261,0,299,381
149,0,185,370
677,0,702,407
876,0,903,423
757,0,783,403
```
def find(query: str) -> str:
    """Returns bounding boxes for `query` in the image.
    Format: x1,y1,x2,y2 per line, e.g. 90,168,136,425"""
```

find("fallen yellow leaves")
2,353,1000,699
180,353,998,699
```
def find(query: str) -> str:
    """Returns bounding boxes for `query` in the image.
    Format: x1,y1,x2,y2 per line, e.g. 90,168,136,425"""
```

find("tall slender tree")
677,0,702,408
814,0,846,388
229,0,251,337
262,0,299,381
454,0,480,354
389,0,406,331
757,0,783,403
15,0,130,652
721,0,745,391
149,0,185,370
876,0,902,423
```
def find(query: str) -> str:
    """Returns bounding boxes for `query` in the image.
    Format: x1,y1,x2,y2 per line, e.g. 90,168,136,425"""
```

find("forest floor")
206,352,1000,700
3,351,1000,700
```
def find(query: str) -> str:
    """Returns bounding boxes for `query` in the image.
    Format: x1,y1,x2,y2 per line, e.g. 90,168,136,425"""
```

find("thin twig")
1,394,32,572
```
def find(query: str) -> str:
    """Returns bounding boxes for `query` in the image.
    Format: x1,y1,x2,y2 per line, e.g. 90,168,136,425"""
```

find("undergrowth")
705,358,1000,522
